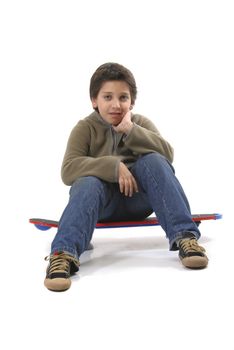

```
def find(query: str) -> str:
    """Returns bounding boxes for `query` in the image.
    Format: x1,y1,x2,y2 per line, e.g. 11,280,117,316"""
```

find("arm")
115,113,174,163
61,121,121,185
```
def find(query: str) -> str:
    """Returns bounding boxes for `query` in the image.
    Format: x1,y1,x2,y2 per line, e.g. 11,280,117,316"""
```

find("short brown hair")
89,63,137,106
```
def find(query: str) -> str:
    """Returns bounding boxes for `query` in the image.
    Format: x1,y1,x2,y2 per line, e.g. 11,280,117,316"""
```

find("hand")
118,162,138,197
113,111,133,134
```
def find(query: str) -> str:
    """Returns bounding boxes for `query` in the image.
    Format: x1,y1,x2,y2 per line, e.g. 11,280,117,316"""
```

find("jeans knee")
70,176,105,197
140,153,171,168
142,153,165,164
133,153,175,178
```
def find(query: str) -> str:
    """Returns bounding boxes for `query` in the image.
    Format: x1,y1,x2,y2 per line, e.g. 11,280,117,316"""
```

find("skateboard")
29,213,222,231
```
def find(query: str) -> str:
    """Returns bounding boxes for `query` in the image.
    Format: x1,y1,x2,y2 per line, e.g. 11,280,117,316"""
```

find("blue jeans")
51,153,200,260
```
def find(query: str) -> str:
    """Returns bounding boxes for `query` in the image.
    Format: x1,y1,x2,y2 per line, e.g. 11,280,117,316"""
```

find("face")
91,81,132,126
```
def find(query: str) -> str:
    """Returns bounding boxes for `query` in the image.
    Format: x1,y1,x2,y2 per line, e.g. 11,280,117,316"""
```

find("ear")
91,98,97,109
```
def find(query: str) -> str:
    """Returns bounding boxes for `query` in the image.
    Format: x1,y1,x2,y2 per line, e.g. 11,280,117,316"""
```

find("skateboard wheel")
35,224,51,231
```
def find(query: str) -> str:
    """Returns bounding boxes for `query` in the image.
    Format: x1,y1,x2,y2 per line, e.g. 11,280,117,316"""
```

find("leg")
51,176,117,259
45,176,122,291
131,153,201,250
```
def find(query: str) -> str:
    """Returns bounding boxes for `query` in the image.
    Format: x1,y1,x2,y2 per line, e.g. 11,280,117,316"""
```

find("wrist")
124,121,133,134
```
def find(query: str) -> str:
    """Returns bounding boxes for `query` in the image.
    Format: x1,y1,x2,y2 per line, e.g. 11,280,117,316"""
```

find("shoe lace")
45,253,80,274
180,239,206,254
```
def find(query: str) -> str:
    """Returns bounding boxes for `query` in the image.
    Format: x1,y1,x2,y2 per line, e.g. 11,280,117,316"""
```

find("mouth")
108,113,122,126
109,112,122,118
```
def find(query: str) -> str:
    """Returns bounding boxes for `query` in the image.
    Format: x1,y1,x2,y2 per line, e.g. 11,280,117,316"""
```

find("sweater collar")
92,111,113,129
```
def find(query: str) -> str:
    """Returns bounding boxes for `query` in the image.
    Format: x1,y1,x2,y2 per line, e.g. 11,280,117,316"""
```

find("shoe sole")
44,278,71,292
180,256,209,269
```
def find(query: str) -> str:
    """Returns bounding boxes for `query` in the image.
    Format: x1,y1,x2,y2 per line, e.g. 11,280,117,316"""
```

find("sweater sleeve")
124,116,174,163
61,121,121,185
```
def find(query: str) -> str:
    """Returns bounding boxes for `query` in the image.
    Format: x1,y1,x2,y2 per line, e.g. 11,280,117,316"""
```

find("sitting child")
44,62,208,292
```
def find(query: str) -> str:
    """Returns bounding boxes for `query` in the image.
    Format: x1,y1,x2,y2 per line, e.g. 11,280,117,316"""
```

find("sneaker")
178,238,208,269
44,252,80,291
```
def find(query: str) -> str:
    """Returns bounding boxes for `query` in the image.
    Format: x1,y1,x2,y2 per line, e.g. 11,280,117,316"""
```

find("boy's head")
89,63,137,112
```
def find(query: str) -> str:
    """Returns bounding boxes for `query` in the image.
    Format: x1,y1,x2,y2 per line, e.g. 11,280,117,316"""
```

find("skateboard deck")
29,213,222,231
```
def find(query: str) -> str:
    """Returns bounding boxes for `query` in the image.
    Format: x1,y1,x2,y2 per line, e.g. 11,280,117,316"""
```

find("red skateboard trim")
29,213,222,230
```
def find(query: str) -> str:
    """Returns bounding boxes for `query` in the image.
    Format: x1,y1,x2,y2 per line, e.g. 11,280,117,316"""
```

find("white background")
0,0,233,349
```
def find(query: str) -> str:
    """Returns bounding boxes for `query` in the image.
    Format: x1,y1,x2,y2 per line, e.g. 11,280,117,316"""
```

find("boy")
44,62,208,292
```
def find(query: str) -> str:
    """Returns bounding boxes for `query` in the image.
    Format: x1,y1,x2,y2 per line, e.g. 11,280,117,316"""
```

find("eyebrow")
101,91,130,95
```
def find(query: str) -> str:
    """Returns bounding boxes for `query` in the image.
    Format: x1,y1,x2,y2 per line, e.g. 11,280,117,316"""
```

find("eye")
104,95,112,101
120,95,130,101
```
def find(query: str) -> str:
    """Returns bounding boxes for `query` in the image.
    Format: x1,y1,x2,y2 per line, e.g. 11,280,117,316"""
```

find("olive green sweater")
61,111,174,185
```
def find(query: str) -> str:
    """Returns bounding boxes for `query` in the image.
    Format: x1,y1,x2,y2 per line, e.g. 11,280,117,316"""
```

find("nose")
111,98,120,109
